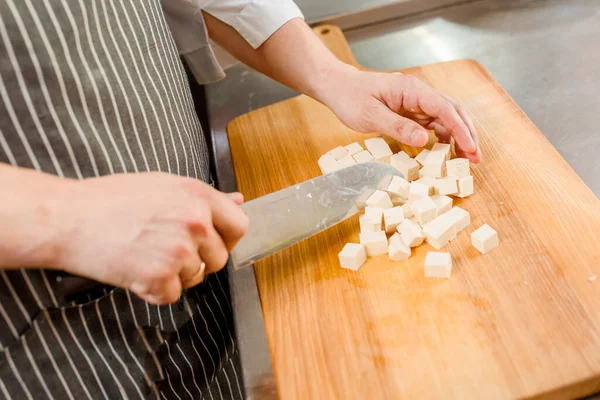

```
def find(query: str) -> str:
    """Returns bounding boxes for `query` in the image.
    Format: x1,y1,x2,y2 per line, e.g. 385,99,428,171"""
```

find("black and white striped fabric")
0,0,243,398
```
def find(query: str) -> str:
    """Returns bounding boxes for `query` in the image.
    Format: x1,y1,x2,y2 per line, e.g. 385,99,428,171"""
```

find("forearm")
203,13,352,103
0,163,73,269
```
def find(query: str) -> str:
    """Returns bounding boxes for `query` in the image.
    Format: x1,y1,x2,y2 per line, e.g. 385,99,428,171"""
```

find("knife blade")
230,161,403,270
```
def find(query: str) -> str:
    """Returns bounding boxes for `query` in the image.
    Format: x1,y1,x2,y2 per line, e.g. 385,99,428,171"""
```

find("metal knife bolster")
229,161,403,270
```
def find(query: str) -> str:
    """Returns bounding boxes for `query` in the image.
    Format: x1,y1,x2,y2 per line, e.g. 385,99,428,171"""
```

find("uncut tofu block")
345,142,363,155
328,145,350,161
414,149,430,167
410,196,437,225
446,158,470,178
455,176,474,198
471,224,499,254
360,231,388,256
384,206,405,233
424,252,452,278
388,232,411,261
409,181,431,200
359,213,381,233
391,154,420,181
397,219,425,247
337,154,357,169
318,153,340,174
365,137,393,163
430,195,453,216
433,177,458,196
386,175,410,199
353,150,375,163
339,243,367,271
366,190,394,209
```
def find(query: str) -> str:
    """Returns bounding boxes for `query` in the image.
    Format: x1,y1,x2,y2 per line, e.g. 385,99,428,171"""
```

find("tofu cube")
409,181,431,200
414,177,436,196
386,175,410,199
388,233,411,261
455,176,474,198
430,195,453,216
446,158,470,178
318,153,340,174
337,154,357,169
353,150,375,163
414,149,430,167
359,213,381,233
395,151,412,161
422,206,470,250
397,219,425,247
360,231,388,257
424,252,452,278
431,143,452,161
471,224,499,254
365,190,394,209
433,177,458,195
401,203,414,218
383,206,405,233
390,154,420,181
338,243,367,271
344,142,363,155
364,207,383,229
364,138,393,163
410,196,437,226
421,151,446,178
327,145,349,160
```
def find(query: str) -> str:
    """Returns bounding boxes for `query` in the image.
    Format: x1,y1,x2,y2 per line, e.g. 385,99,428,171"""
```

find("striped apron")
0,0,243,398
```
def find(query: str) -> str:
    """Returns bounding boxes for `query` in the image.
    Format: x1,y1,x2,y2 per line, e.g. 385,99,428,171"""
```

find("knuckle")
170,242,193,261
391,118,409,134
182,177,207,197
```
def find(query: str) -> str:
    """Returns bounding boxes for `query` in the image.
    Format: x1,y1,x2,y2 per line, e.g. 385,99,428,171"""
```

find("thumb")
370,104,429,147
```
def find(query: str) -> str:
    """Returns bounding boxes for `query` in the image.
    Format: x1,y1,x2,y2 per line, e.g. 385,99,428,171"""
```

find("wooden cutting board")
227,25,600,399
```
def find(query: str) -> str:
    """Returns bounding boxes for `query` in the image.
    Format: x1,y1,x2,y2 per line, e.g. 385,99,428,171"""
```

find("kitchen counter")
204,0,600,396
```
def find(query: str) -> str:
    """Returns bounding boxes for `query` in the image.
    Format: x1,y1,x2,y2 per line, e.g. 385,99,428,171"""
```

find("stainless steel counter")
206,0,600,397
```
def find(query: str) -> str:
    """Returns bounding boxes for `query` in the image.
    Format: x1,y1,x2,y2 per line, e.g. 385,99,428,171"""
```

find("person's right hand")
52,172,249,305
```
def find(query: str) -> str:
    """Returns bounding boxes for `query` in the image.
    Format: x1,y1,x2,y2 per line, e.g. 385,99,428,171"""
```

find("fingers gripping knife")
230,162,403,270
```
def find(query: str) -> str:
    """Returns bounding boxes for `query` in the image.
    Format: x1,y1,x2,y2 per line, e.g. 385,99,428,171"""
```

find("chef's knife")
230,161,403,270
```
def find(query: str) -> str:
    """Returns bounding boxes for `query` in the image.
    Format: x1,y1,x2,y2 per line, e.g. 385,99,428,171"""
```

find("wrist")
308,60,359,106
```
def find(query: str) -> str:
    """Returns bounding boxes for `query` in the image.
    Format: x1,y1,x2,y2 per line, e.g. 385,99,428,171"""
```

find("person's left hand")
318,66,481,163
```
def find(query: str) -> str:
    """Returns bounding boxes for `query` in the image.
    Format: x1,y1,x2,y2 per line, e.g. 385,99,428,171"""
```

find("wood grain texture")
227,25,600,399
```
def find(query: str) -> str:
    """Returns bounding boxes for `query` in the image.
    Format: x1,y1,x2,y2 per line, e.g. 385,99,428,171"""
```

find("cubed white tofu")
421,151,446,178
338,243,367,271
328,145,349,161
386,175,410,199
410,196,437,225
359,231,388,256
455,175,474,198
431,143,452,161
471,224,499,254
365,207,383,229
409,181,431,200
344,142,363,155
388,233,411,261
337,154,357,169
414,177,436,196
353,150,375,163
414,149,430,167
359,213,381,233
430,195,453,216
422,206,470,250
383,206,405,233
390,154,420,181
401,203,414,218
418,169,426,179
446,158,470,178
424,252,452,278
318,153,340,174
365,190,394,209
397,219,425,247
433,177,458,195
364,137,393,163
395,151,412,161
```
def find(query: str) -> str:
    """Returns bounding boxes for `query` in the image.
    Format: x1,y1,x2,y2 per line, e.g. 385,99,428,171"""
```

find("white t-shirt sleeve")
162,0,305,84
